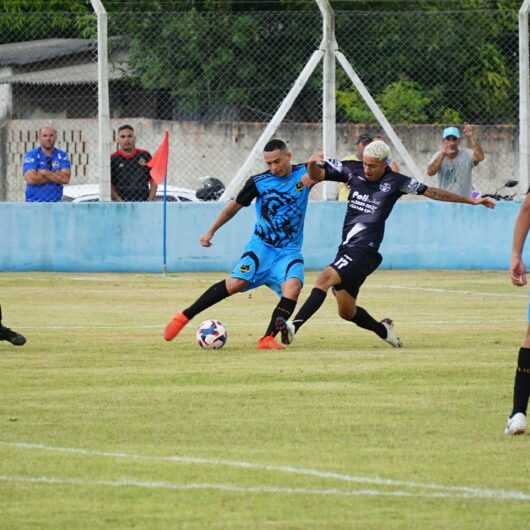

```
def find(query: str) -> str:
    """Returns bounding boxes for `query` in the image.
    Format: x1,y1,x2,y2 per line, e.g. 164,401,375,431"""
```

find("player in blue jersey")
23,127,71,202
164,139,311,350
274,140,495,347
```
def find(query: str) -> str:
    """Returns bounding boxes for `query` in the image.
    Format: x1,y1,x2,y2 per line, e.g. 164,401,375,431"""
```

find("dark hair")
264,139,288,152
118,124,134,133
356,134,373,145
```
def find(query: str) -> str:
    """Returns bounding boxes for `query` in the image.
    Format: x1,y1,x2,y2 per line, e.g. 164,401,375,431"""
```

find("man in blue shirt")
164,139,311,350
23,127,71,202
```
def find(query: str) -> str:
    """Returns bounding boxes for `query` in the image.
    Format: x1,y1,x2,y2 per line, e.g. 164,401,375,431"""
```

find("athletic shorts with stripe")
330,247,382,299
231,237,304,297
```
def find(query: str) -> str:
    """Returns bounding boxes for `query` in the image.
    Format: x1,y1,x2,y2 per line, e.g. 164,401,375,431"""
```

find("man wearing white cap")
274,140,494,348
427,123,485,197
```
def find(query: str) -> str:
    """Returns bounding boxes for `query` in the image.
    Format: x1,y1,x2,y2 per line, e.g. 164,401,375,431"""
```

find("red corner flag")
147,131,169,184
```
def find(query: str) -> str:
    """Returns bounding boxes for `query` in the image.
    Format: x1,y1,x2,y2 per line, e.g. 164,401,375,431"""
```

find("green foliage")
0,0,520,123
337,80,432,124
433,106,463,124
378,80,431,123
336,88,375,124
121,9,319,118
335,4,517,123
0,0,92,42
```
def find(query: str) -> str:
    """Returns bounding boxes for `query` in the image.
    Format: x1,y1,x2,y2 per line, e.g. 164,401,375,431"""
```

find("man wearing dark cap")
345,134,373,162
339,134,374,200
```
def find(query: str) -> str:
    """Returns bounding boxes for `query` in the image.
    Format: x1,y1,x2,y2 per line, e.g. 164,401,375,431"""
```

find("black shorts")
330,247,382,299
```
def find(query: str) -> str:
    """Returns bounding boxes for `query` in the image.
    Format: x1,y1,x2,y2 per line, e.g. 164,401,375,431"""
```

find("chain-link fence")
0,11,98,202
0,5,524,202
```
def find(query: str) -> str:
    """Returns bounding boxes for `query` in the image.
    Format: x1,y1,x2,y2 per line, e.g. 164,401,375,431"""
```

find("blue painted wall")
0,201,518,272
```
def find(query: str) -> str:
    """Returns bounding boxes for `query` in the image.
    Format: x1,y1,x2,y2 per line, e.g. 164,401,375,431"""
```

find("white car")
62,184,198,203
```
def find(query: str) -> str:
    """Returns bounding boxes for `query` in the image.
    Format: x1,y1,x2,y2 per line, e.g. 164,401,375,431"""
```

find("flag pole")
163,173,168,275
146,131,170,275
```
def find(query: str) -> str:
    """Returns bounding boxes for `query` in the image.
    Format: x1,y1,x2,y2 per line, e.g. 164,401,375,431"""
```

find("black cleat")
275,317,296,345
0,325,26,346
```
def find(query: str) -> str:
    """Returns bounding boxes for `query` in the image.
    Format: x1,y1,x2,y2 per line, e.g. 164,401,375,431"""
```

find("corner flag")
147,131,169,184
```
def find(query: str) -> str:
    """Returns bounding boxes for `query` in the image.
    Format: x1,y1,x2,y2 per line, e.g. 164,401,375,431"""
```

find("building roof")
0,60,130,85
0,39,97,66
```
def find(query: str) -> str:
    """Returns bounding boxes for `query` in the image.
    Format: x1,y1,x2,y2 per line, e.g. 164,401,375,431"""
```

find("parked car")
62,184,198,203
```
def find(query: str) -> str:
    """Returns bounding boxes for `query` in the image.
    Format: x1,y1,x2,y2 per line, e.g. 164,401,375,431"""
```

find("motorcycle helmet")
196,177,225,201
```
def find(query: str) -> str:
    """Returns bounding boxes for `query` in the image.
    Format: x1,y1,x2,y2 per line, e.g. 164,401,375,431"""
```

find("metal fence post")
90,0,111,202
335,51,423,182
317,0,337,200
519,0,530,195
219,50,324,201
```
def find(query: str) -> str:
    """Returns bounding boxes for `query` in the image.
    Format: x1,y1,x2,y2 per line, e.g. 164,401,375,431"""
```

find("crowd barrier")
0,201,517,272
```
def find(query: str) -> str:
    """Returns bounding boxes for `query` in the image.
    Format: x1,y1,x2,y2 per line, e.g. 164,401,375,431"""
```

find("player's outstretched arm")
305,151,326,185
511,194,530,286
463,123,485,163
423,186,495,209
426,148,446,176
200,200,243,247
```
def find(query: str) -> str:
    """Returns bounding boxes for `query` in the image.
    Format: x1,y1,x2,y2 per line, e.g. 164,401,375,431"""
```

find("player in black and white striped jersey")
0,305,26,346
275,140,495,348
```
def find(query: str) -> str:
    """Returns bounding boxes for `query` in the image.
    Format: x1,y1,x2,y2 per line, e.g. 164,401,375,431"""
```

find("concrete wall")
0,201,519,272
1,119,517,202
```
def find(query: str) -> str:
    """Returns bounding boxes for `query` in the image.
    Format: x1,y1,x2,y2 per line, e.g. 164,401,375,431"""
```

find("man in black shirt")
275,140,495,347
0,305,26,346
111,125,157,202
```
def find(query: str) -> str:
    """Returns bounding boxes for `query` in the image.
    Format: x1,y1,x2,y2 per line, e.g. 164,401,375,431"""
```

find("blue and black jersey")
236,163,310,250
324,159,427,252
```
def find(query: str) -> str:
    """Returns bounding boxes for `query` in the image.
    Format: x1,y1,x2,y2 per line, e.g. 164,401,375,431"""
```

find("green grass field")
1,270,529,530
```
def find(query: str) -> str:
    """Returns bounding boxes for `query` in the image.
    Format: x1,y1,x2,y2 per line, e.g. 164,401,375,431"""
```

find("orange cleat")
257,335,285,350
164,312,190,341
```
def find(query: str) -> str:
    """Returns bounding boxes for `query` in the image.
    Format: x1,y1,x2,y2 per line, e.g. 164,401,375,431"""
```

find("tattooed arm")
424,186,495,209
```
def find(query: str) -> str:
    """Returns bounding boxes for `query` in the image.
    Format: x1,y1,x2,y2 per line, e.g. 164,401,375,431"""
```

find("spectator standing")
427,124,485,197
23,127,71,202
339,134,373,201
111,125,157,202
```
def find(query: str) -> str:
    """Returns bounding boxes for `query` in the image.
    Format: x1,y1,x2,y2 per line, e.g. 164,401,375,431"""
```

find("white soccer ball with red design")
196,319,228,350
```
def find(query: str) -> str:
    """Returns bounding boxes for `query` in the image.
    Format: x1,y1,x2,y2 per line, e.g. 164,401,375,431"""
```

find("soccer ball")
196,319,228,350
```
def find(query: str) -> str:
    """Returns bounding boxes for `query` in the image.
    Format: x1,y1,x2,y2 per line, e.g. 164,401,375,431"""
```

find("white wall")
1,119,517,201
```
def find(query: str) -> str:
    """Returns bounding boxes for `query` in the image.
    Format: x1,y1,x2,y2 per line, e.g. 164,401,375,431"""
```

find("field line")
1,474,528,500
16,318,523,331
2,441,529,501
369,284,527,298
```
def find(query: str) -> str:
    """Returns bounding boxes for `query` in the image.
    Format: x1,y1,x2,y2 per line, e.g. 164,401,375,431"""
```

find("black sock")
264,297,297,337
292,288,327,332
351,306,386,339
183,280,230,320
511,347,530,416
